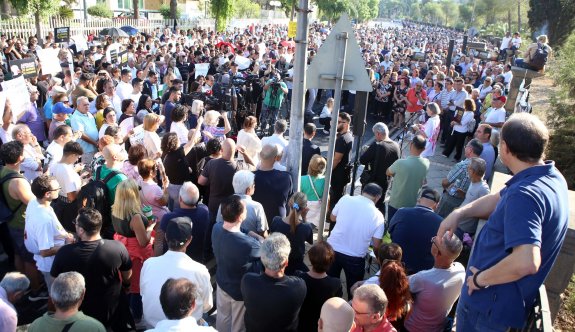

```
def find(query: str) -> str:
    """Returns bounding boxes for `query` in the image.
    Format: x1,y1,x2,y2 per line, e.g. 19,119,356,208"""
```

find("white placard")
258,43,267,61
195,63,210,78
106,43,122,63
234,55,251,70
71,35,88,52
36,48,62,75
0,92,6,126
1,76,31,122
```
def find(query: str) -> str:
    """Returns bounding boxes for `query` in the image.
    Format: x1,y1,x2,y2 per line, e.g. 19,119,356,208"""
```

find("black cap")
419,187,441,203
166,217,193,245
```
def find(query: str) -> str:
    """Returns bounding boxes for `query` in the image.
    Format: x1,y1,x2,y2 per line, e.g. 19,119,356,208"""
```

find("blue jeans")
259,105,280,135
456,302,514,332
129,293,143,320
328,251,365,299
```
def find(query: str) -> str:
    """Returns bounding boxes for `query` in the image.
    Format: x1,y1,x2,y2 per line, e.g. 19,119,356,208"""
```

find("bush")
59,6,74,19
87,4,113,18
547,31,575,190
159,4,182,19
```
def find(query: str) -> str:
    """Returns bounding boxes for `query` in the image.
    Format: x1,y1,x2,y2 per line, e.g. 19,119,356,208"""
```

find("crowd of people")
0,17,568,332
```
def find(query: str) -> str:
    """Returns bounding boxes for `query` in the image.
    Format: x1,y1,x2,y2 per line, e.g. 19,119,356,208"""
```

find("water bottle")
449,179,461,196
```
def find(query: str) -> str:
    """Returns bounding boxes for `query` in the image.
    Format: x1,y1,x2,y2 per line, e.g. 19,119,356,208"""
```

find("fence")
0,17,293,39
0,18,216,39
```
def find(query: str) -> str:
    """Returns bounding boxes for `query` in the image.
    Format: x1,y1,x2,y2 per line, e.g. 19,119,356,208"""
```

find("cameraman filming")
260,72,288,136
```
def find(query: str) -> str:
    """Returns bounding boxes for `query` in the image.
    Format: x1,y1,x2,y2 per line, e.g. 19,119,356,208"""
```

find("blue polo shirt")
160,205,210,263
70,110,99,154
460,162,569,328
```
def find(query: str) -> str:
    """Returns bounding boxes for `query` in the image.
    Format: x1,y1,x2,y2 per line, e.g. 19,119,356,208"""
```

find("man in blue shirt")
389,187,443,275
69,96,99,165
438,113,569,331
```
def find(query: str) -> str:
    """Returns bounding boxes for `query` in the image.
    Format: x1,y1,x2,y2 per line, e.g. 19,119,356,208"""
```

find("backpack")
76,167,119,239
0,167,24,224
530,43,548,70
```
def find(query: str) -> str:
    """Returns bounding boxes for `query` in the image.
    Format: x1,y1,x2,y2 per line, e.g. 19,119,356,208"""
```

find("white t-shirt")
170,121,189,145
45,142,64,172
143,130,162,160
484,107,506,125
327,195,385,257
261,134,288,155
405,263,465,332
421,115,441,158
50,163,82,197
236,129,262,165
24,199,67,272
141,251,213,328
115,81,133,102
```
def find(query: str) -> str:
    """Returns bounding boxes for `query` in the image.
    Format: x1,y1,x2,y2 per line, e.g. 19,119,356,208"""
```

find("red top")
406,88,427,113
351,318,397,332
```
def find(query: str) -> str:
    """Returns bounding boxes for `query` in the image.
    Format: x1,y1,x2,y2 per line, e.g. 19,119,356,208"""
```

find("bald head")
102,144,126,164
318,297,355,332
221,138,236,160
260,144,278,161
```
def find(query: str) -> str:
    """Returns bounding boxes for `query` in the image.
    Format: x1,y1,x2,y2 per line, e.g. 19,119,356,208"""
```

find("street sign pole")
317,32,348,241
287,0,310,191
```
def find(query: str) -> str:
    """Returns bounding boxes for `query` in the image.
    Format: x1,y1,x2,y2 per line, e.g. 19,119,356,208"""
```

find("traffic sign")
306,13,373,92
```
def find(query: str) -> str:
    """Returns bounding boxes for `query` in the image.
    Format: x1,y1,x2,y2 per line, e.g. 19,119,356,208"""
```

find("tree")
159,4,181,19
170,0,177,20
133,0,139,19
528,0,575,47
316,0,349,22
10,0,59,39
211,0,233,31
232,0,261,18
87,4,113,18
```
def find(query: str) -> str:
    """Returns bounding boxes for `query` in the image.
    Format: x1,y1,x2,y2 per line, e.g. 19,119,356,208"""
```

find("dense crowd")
0,18,567,332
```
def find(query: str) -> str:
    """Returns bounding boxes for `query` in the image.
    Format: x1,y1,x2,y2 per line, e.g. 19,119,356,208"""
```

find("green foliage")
211,0,233,31
528,0,575,47
547,31,575,190
87,4,113,18
159,4,181,19
232,0,260,18
58,6,74,19
9,0,59,17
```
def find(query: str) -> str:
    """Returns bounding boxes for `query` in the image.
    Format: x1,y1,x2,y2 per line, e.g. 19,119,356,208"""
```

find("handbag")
306,175,323,228
360,142,381,186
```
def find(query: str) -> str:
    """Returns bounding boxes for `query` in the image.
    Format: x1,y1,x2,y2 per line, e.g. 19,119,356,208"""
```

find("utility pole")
286,0,310,191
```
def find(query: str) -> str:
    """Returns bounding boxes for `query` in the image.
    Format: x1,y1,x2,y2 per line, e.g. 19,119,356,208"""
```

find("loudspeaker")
352,91,369,137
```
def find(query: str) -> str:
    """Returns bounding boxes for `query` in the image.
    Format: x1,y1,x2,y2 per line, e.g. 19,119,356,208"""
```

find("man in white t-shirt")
404,232,465,332
45,125,74,172
141,218,213,328
50,141,85,232
327,183,386,298
483,96,507,128
115,69,133,102
24,175,73,294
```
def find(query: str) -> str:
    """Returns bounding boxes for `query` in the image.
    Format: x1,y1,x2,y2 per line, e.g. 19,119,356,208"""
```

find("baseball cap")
166,217,193,246
495,95,507,103
419,187,441,203
52,102,74,114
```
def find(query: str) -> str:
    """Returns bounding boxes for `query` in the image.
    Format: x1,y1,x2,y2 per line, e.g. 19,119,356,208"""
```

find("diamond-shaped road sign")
306,13,373,92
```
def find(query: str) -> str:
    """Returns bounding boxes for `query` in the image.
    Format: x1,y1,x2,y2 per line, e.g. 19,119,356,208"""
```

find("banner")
110,49,118,64
9,58,37,79
119,50,129,67
288,21,297,38
36,48,62,75
54,27,70,43
1,76,31,123
195,63,210,78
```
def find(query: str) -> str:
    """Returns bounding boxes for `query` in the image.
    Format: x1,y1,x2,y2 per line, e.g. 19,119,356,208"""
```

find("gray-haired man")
241,233,307,332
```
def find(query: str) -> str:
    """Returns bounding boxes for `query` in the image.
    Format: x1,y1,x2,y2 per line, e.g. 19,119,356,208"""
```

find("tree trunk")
170,0,177,19
133,0,139,19
35,10,42,40
517,0,521,33
507,9,511,33
290,0,295,21
1,0,10,18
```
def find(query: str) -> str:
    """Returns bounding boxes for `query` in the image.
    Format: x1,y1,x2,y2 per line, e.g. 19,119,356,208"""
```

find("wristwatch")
473,270,489,289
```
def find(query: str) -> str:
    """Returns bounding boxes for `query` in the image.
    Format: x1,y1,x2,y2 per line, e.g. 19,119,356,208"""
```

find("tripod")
396,111,422,158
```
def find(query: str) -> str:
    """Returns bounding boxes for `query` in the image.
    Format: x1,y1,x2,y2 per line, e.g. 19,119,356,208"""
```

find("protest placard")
119,50,129,67
1,76,31,122
36,48,62,75
110,49,118,64
54,27,70,43
195,63,210,78
9,58,37,79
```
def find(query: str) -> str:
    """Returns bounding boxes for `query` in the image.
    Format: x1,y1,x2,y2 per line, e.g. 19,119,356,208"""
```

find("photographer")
260,73,288,136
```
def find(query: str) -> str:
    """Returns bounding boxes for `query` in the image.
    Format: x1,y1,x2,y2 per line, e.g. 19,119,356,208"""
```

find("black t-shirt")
333,131,353,176
163,147,191,185
185,143,208,182
241,273,306,332
269,217,313,274
50,239,132,326
295,271,343,332
359,140,400,191
251,170,293,222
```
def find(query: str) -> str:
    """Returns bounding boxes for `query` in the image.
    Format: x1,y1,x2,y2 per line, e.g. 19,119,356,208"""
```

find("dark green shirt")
28,311,106,332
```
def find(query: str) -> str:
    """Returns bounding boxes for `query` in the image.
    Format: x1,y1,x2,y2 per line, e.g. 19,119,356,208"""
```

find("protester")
351,284,397,332
318,297,355,332
0,272,29,332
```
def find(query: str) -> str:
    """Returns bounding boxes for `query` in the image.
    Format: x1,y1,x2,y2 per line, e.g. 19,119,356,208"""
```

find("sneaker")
28,289,49,302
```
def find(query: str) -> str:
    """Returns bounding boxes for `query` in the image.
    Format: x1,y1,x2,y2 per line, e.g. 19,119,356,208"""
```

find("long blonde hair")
287,192,308,235
112,179,142,220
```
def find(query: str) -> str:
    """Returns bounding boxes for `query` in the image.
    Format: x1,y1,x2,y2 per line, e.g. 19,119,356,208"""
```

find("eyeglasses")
49,187,61,192
431,236,441,253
